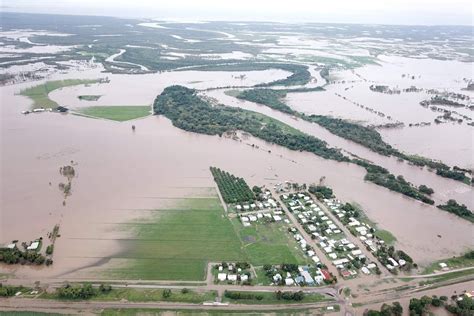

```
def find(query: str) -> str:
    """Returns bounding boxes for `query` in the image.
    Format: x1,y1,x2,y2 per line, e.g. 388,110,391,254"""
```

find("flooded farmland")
1,61,473,281
0,14,473,287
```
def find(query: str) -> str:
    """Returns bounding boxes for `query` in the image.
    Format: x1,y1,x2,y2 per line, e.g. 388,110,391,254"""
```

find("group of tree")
0,284,24,297
365,301,403,316
436,168,470,183
308,185,334,200
408,295,451,315
224,290,263,301
209,167,255,203
56,283,112,300
437,200,474,222
0,248,48,266
275,290,305,301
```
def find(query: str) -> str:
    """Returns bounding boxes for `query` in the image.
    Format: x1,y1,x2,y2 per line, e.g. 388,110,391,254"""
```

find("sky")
1,0,473,25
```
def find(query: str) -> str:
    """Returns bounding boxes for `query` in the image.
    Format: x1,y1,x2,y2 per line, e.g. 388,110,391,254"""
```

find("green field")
105,195,245,280
231,219,308,266
20,79,99,109
77,106,150,121
102,190,308,281
101,308,321,316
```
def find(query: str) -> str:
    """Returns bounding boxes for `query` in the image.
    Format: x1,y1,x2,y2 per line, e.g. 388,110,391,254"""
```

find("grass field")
105,195,245,280
231,219,308,266
77,106,151,121
101,308,321,316
422,253,474,274
20,79,99,109
92,288,216,303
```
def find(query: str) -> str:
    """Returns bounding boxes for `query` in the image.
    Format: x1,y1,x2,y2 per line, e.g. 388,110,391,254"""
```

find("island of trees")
154,86,437,205
437,200,474,222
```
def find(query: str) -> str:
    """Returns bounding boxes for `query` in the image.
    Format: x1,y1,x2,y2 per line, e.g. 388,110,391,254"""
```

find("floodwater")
1,63,473,281
286,57,474,169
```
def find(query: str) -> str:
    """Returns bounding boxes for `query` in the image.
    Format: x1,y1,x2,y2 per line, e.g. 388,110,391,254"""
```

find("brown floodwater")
0,65,473,281
207,89,474,209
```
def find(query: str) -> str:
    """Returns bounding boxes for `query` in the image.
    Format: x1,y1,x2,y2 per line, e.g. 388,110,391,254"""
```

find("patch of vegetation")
78,95,101,101
210,167,255,203
0,283,27,297
437,200,474,222
0,246,48,266
354,160,434,205
154,85,347,162
236,89,293,114
436,168,470,184
308,185,334,200
20,79,99,109
374,230,397,245
445,294,474,315
366,301,403,316
223,290,327,305
77,106,150,122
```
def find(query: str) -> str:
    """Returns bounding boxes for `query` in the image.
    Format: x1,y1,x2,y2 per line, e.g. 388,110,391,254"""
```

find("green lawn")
77,106,151,122
105,194,246,280
231,219,308,266
20,79,99,109
374,230,397,245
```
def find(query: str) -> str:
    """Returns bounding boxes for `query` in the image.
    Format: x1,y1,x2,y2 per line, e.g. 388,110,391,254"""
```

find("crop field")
104,194,245,280
20,79,99,109
77,106,151,122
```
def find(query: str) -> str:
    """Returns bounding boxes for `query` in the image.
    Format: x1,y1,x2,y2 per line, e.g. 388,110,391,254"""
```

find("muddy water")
1,66,473,281
207,89,474,209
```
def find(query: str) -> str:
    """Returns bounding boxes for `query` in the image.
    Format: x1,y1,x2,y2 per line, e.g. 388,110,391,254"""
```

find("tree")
162,289,172,298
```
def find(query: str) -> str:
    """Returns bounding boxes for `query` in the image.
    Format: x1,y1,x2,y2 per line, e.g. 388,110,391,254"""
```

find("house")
439,262,448,269
248,215,257,222
285,278,294,286
273,273,282,282
340,270,351,278
228,274,238,282
399,259,406,267
388,258,399,267
366,263,377,269
218,266,223,271
307,250,315,257
6,243,16,249
351,249,362,256
300,270,314,285
361,267,370,274
314,275,324,284
328,253,337,259
27,241,39,250
217,273,227,281
240,274,249,282
312,256,320,263
294,276,304,284
236,205,242,211
273,215,282,221
320,269,331,280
